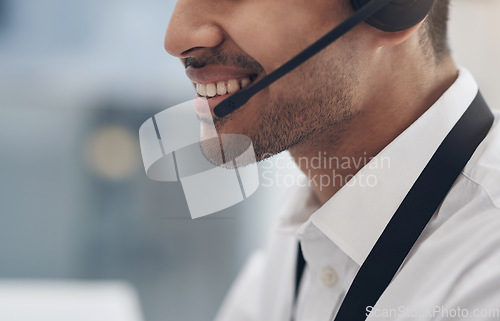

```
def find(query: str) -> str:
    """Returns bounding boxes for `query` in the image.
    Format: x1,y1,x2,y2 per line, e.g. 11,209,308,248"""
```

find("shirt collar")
290,67,479,266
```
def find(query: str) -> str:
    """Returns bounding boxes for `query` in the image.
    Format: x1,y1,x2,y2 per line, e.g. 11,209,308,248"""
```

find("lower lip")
193,93,236,118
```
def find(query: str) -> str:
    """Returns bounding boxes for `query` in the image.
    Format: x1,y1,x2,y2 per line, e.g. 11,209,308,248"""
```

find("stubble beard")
212,51,359,163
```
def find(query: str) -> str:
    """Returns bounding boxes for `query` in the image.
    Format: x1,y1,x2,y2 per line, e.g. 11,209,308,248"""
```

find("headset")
213,0,436,118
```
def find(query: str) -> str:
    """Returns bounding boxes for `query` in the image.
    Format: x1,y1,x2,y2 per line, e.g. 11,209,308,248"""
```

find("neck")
290,56,458,205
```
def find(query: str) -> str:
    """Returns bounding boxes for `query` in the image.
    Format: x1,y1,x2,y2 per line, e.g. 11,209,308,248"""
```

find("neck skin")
289,51,458,205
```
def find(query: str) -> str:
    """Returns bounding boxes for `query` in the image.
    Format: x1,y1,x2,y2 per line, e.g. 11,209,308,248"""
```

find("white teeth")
217,82,227,96
241,77,251,88
197,83,207,96
195,77,254,97
227,79,239,94
206,83,217,97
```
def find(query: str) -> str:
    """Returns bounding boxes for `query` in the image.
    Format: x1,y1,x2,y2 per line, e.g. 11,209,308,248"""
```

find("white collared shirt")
214,68,500,321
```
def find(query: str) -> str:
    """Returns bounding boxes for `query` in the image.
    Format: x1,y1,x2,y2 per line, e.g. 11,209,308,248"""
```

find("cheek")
223,0,341,73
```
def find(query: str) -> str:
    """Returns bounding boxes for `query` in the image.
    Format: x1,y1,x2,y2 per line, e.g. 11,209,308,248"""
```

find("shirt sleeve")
214,251,265,321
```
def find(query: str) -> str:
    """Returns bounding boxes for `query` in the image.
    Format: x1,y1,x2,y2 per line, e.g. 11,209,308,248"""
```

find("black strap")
293,92,494,321
291,243,307,321
295,243,307,301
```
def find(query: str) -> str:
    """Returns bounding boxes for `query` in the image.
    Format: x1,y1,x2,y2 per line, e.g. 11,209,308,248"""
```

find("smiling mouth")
194,75,258,98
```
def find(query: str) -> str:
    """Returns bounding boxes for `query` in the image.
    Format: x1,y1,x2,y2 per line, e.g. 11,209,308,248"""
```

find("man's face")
165,0,368,161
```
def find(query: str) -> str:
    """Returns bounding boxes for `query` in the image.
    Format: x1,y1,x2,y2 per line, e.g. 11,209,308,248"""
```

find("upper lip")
186,65,258,84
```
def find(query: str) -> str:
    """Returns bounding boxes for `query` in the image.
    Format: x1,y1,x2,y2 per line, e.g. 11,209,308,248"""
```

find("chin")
199,129,257,169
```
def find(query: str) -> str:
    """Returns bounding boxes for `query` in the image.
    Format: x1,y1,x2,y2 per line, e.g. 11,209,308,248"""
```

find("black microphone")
213,0,392,118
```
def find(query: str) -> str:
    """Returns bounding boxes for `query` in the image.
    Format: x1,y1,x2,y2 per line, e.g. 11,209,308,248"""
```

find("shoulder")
425,110,500,255
459,109,500,210
401,112,500,296
422,109,500,246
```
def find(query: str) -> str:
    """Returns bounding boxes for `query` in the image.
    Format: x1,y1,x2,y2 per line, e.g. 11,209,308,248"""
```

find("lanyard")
293,92,494,321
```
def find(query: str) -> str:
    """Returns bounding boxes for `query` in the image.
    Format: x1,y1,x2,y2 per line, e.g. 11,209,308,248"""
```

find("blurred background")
0,0,498,320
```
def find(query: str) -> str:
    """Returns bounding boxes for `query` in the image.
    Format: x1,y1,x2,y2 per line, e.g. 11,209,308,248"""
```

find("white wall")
449,0,500,109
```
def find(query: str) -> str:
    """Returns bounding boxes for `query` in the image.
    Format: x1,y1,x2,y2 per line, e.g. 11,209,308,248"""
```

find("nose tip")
164,16,225,58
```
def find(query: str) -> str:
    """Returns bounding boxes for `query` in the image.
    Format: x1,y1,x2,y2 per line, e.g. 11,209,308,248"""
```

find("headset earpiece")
351,0,435,32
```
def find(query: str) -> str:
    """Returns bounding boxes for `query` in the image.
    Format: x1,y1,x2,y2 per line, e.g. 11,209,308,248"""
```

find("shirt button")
321,267,338,287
